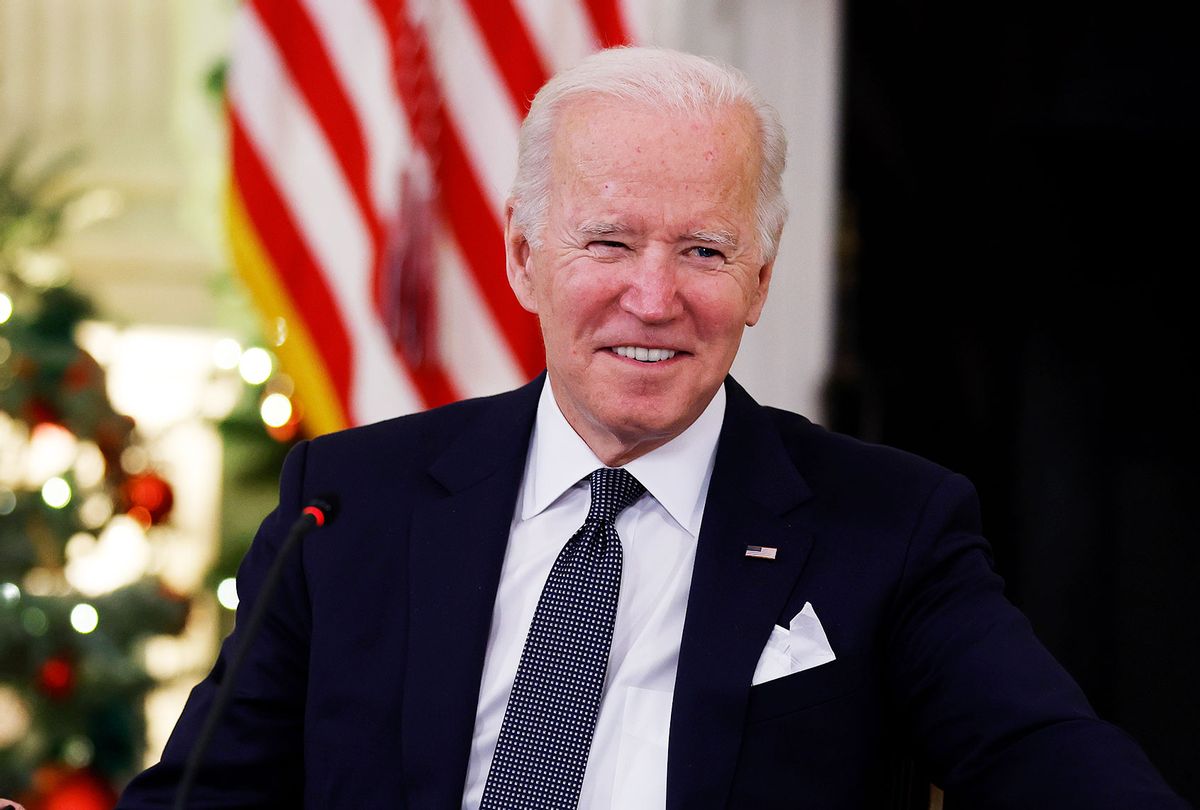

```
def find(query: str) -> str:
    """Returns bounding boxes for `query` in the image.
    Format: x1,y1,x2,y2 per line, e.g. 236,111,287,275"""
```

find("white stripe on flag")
431,0,522,217
512,0,600,73
231,7,423,420
436,228,527,398
299,0,414,218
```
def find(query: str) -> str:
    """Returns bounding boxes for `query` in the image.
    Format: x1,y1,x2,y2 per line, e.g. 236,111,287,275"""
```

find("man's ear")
505,201,538,314
745,257,775,326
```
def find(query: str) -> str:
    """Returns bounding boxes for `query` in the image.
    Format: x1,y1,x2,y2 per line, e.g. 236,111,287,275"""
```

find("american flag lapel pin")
745,545,778,560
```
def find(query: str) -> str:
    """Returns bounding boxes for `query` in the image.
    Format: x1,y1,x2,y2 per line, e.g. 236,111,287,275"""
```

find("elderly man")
119,48,1186,809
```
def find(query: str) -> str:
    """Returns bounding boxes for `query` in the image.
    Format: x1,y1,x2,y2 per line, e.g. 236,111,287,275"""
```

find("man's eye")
590,240,627,250
689,246,725,260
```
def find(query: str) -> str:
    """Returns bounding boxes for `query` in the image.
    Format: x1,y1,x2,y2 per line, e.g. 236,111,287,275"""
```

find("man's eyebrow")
685,229,739,248
576,220,631,237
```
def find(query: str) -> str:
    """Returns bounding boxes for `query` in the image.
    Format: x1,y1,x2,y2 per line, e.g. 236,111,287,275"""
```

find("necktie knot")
586,467,645,525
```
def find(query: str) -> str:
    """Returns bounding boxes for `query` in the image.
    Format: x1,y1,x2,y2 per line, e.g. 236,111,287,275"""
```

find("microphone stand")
173,498,335,810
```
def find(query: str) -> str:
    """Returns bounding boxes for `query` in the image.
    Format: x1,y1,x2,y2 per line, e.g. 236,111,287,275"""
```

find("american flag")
226,0,639,434
744,545,778,560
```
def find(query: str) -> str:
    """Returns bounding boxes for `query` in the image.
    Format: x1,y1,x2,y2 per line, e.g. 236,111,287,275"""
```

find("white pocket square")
751,602,837,686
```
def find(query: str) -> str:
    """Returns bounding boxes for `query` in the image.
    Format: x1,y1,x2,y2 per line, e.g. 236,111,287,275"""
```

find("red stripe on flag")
407,354,460,407
250,0,380,248
251,0,460,409
581,0,631,47
378,2,545,379
230,111,355,411
435,116,545,379
462,0,549,114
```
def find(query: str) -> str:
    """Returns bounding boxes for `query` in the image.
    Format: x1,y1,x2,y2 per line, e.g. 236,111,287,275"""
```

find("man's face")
506,97,774,464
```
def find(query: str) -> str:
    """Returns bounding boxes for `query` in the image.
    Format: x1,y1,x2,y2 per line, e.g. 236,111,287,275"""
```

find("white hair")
510,46,789,262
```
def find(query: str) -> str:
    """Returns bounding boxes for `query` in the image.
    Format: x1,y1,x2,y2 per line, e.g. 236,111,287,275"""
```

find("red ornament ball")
63,352,102,393
29,765,117,810
121,471,174,526
36,657,75,700
25,396,58,425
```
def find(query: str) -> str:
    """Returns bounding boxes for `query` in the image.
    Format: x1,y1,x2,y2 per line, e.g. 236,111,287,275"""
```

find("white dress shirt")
462,380,725,809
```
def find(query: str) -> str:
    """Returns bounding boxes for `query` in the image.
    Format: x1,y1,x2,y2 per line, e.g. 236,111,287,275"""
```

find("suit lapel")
667,378,815,810
400,376,543,809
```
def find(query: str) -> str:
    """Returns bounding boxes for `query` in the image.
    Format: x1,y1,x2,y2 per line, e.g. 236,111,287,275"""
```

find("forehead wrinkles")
552,100,760,185
549,102,762,242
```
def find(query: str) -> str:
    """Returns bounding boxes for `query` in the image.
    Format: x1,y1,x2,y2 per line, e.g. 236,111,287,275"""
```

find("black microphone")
173,495,338,810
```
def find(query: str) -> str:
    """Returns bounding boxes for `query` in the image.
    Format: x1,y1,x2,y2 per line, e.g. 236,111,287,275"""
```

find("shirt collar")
522,377,726,538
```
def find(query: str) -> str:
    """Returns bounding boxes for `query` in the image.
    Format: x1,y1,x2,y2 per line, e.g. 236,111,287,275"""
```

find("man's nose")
619,252,682,323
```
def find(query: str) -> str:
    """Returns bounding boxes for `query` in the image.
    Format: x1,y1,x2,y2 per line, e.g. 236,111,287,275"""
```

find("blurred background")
0,0,1194,807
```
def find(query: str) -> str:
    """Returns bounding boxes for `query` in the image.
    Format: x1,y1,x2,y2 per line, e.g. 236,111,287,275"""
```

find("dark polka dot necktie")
480,467,646,810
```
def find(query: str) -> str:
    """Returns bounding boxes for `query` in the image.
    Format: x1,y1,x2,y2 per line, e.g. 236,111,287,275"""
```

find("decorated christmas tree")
0,143,190,807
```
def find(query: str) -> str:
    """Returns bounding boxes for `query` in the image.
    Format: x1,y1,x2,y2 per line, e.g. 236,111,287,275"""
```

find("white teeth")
612,346,677,362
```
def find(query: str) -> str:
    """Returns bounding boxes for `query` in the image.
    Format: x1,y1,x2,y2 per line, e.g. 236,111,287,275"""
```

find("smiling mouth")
610,345,678,363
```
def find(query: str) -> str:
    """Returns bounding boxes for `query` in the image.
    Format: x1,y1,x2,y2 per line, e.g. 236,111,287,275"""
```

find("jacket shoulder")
764,406,950,475
300,383,538,484
760,405,965,511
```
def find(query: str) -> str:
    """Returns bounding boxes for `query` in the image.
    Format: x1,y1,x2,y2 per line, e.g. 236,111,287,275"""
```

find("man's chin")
593,384,717,445
595,407,693,451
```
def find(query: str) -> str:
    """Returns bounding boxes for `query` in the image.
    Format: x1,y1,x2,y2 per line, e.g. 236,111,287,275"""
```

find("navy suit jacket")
120,375,1187,809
